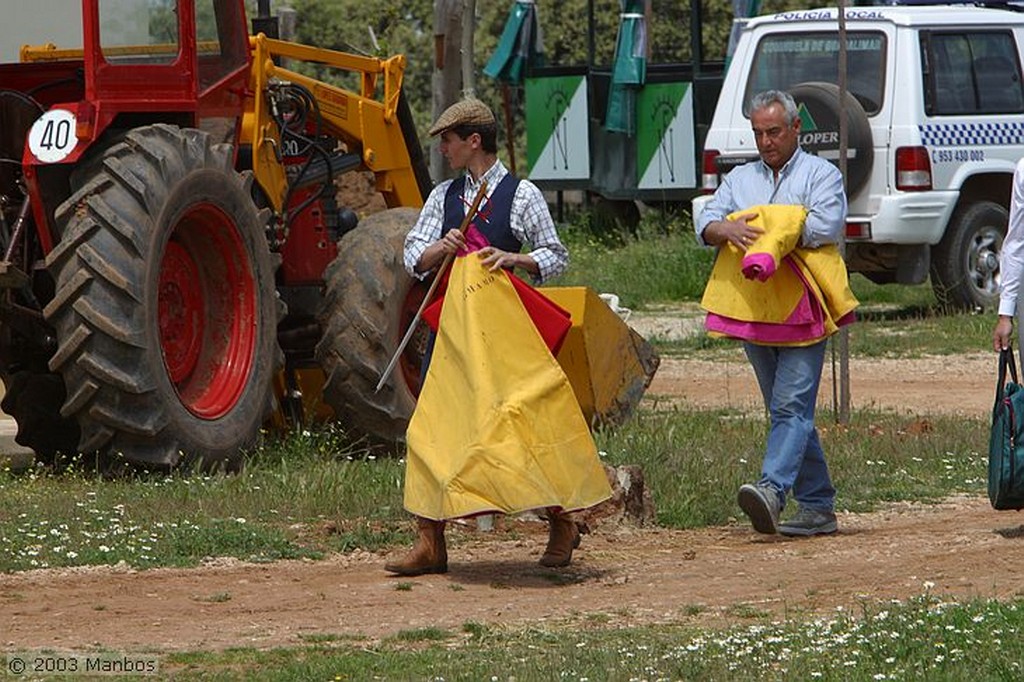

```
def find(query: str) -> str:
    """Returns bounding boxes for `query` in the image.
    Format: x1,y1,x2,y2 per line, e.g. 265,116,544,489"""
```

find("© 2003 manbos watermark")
5,652,159,676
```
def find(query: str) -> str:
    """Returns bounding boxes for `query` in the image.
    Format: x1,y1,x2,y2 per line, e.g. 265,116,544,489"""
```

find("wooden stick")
375,180,489,393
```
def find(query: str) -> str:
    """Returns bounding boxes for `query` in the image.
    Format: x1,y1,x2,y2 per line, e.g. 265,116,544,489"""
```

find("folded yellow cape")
403,255,612,520
700,204,858,345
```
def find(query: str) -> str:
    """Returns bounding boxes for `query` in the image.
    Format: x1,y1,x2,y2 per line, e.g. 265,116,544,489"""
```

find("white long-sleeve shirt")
999,158,1024,317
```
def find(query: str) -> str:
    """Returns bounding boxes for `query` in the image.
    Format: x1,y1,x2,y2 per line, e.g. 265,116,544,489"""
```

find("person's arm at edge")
995,162,1024,350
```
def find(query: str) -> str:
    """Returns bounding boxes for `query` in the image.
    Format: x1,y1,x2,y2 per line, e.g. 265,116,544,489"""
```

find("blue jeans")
743,340,835,513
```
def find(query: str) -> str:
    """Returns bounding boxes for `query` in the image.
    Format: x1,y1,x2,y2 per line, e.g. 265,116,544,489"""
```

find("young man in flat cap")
387,98,597,576
404,98,567,285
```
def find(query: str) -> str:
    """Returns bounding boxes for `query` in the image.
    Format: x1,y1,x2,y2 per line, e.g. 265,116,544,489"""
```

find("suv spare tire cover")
788,82,874,198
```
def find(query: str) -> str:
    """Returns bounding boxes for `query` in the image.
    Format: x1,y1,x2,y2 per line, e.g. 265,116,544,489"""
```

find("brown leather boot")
385,517,448,576
539,510,581,567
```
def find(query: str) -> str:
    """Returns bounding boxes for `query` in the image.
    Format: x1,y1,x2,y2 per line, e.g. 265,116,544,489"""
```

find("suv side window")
744,32,886,115
922,30,1024,115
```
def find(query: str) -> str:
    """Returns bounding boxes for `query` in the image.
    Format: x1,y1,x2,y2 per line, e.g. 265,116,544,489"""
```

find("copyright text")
5,652,159,676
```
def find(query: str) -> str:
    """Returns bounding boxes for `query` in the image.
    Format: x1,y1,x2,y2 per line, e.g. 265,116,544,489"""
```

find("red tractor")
1,0,433,470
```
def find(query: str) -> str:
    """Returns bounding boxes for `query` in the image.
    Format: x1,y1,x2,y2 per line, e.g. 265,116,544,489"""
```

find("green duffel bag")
989,347,1024,510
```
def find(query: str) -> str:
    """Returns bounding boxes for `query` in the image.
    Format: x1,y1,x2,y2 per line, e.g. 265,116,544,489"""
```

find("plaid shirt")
404,159,568,284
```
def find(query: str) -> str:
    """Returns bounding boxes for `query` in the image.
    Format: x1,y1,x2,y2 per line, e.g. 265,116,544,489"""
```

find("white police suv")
696,3,1024,309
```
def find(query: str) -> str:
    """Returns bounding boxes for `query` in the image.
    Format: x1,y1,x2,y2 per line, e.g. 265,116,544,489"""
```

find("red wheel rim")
160,242,203,384
159,203,256,419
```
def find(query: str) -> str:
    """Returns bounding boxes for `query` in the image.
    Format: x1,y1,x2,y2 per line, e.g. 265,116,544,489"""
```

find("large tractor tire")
44,124,280,471
315,207,427,449
930,201,1006,310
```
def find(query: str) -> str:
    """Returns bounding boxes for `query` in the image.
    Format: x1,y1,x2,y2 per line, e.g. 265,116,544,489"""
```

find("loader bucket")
542,287,660,428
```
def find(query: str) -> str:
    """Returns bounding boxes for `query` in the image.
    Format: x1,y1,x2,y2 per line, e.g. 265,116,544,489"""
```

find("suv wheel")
930,201,1006,310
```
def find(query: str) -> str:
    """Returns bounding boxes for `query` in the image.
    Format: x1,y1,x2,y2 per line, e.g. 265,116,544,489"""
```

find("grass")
595,408,987,527
152,596,1024,680
17,596,1024,680
847,298,992,357
0,407,987,570
0,425,408,571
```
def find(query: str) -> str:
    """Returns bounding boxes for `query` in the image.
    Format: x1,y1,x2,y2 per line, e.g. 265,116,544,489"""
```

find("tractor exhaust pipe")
252,0,279,38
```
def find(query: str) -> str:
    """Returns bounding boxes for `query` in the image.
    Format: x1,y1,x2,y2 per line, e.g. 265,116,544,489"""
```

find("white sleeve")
999,160,1024,317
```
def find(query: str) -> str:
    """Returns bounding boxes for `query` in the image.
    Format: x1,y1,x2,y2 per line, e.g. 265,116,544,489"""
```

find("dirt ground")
3,335,1020,655
3,494,1024,654
647,351,995,419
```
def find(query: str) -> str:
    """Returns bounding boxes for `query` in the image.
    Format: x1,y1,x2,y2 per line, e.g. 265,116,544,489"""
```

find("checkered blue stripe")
919,122,1024,146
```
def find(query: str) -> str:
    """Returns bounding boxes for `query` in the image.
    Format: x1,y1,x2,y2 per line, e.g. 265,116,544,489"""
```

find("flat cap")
428,98,496,136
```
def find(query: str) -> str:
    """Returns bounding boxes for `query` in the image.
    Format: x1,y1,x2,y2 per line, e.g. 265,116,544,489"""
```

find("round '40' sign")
28,109,78,163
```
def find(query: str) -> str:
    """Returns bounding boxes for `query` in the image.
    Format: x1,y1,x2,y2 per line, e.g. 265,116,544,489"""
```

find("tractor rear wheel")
45,124,279,470
315,207,427,449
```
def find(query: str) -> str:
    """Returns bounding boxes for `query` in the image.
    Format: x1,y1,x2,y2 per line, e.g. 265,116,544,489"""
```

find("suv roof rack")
869,0,1024,11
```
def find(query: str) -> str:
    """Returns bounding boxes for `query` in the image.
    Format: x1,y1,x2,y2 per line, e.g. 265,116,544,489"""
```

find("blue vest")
442,173,522,253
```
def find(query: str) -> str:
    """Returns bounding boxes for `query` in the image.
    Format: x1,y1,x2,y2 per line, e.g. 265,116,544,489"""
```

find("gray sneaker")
779,507,838,537
737,483,780,534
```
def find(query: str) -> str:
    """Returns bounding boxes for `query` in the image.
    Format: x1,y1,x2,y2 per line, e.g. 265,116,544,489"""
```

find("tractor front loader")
0,0,657,473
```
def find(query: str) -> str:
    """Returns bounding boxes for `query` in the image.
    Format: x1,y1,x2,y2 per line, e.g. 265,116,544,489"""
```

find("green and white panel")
525,75,590,181
636,82,696,190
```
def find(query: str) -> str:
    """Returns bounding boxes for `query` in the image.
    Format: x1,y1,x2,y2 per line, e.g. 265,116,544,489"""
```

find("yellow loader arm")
244,34,424,214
